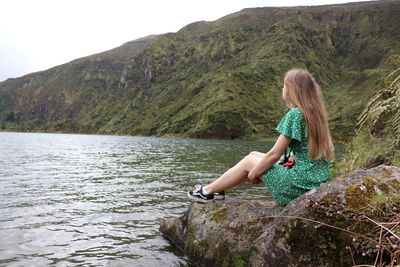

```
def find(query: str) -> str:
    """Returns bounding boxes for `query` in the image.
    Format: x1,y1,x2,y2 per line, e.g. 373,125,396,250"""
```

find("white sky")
0,0,374,82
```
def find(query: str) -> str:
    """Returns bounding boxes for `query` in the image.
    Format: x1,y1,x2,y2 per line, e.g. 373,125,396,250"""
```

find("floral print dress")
263,107,330,205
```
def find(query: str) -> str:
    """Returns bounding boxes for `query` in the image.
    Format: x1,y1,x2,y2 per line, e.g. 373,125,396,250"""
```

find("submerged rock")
160,165,400,266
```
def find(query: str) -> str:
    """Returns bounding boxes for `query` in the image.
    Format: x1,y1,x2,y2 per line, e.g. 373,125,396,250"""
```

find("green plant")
357,67,400,146
332,68,400,176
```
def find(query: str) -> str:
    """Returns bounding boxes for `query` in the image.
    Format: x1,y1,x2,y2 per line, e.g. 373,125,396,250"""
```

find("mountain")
1,0,399,140
0,35,159,133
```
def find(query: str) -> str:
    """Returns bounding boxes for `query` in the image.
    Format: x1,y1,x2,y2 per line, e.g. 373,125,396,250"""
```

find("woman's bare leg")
203,152,265,194
249,151,265,158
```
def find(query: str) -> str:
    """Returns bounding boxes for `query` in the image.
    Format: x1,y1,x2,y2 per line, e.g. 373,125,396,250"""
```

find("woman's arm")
248,134,292,181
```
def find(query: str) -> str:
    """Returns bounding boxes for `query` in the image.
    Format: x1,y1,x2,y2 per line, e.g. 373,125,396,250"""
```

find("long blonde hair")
283,69,334,161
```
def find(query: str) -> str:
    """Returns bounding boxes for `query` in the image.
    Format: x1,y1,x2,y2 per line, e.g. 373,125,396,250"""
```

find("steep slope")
0,35,159,132
1,0,399,139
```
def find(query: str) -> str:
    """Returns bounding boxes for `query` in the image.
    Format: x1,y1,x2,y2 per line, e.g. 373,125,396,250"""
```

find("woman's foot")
187,185,214,203
214,191,225,200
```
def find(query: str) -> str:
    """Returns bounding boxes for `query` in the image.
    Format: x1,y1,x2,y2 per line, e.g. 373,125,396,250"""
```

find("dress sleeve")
275,108,307,141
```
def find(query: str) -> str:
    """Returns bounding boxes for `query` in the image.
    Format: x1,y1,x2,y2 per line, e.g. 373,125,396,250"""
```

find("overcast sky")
0,0,374,82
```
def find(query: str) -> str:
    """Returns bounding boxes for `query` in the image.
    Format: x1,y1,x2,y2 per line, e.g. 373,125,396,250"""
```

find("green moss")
388,180,400,191
187,229,196,243
210,205,235,224
231,255,247,267
211,211,228,224
378,182,389,193
198,239,209,250
344,177,375,210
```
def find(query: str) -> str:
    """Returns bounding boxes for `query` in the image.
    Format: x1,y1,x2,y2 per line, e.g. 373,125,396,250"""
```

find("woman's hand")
248,168,262,184
247,134,292,184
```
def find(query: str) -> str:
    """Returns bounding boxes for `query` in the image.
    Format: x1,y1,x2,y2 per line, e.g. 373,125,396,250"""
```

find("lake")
0,132,279,266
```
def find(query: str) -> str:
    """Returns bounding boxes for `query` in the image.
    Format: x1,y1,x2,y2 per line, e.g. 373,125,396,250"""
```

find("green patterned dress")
262,107,330,205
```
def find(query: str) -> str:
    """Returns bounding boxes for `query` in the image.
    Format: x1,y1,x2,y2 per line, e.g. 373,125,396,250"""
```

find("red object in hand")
283,160,296,168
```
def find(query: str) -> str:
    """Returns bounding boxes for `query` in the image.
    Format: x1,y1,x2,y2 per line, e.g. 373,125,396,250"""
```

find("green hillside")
1,0,399,140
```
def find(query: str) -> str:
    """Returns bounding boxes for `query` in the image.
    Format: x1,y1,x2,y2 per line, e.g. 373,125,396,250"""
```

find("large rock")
160,165,400,266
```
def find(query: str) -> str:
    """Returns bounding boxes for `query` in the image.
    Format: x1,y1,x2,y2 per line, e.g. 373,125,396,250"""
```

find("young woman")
188,69,335,205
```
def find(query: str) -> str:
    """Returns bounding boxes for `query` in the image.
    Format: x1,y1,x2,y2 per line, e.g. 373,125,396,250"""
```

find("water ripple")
0,132,274,266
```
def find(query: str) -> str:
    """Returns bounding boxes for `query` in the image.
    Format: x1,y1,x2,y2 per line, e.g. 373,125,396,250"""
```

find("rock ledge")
160,165,400,266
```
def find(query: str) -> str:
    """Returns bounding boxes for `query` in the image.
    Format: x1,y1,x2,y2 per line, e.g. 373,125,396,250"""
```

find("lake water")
0,132,279,266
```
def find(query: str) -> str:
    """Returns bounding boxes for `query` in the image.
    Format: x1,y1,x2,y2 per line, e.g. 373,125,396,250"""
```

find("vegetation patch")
286,191,400,266
332,67,400,177
211,208,229,224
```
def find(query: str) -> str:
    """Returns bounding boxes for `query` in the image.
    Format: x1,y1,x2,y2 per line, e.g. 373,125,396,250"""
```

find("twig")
349,245,356,266
374,227,383,267
364,216,400,240
377,221,400,226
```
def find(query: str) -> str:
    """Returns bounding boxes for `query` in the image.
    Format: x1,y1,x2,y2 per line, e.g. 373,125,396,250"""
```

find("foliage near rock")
332,67,400,177
358,68,400,143
160,165,400,266
1,1,400,139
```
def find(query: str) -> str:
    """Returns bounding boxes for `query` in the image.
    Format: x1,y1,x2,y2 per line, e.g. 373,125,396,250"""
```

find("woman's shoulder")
285,107,304,119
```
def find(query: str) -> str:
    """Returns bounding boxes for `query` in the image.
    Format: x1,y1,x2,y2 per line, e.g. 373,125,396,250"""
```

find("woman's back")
263,107,330,205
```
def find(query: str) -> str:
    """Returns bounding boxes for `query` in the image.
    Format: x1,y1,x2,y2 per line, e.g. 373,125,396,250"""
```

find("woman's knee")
238,154,261,170
249,151,265,158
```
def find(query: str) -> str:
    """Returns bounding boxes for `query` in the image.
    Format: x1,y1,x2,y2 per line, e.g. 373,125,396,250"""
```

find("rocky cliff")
160,165,400,266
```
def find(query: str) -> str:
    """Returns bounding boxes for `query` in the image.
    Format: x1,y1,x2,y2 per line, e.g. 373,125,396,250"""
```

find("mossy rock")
160,165,400,266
